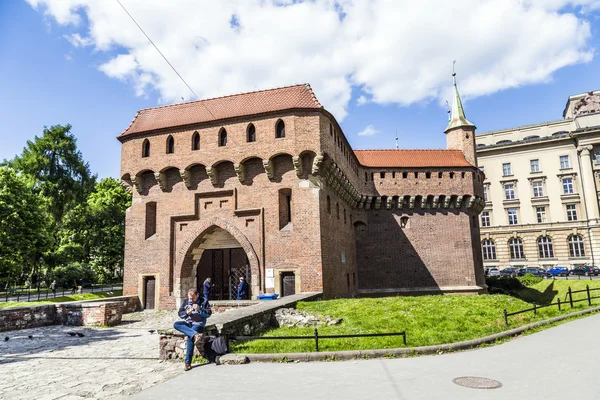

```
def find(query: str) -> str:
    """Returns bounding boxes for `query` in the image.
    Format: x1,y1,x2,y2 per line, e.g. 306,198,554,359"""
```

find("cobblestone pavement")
0,310,183,400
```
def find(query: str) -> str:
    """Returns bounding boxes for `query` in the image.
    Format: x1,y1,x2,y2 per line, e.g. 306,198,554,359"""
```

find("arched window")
327,195,331,214
142,139,150,158
329,124,333,136
247,124,256,142
166,135,174,154
219,128,227,147
400,216,409,228
192,131,200,150
538,236,554,258
276,120,285,138
568,235,586,257
482,239,496,260
509,238,525,260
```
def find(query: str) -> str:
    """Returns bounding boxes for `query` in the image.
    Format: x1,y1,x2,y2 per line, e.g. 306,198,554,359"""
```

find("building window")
502,163,512,176
560,155,570,169
142,139,150,158
343,209,347,224
247,124,256,142
327,195,331,214
278,188,292,230
568,234,585,257
400,216,409,228
566,204,578,221
536,206,547,223
426,172,431,179
336,203,340,219
449,172,454,179
145,202,157,239
402,172,408,179
562,177,574,194
380,172,385,179
482,239,496,260
538,236,554,258
594,150,600,164
192,131,200,150
276,120,285,138
481,211,490,227
509,238,525,259
166,135,174,154
532,181,544,198
504,184,515,200
329,124,333,136
483,186,489,202
507,208,518,225
530,159,540,173
219,128,227,147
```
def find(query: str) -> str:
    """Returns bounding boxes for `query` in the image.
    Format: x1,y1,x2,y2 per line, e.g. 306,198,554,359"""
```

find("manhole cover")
452,376,503,389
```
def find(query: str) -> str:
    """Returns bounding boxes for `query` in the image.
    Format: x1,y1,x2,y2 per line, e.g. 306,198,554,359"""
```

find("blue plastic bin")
257,293,279,300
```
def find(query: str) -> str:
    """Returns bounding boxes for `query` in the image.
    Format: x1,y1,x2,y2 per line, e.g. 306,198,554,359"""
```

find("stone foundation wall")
0,305,57,332
0,295,140,332
56,302,123,327
211,300,257,314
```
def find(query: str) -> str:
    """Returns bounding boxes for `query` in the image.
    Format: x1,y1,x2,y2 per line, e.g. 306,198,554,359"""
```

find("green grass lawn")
233,280,600,354
0,290,123,309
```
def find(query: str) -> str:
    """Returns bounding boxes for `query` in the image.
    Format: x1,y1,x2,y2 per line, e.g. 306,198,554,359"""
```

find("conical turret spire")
445,72,475,133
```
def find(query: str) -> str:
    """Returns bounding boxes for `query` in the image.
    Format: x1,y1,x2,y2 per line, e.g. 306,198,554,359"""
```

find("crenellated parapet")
262,160,274,180
205,167,217,186
154,172,167,191
234,163,245,184
179,169,192,189
356,194,485,213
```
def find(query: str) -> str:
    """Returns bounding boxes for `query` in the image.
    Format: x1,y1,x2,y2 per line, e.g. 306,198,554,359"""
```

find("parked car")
547,266,570,277
485,267,501,277
518,268,550,278
500,267,519,278
569,266,600,276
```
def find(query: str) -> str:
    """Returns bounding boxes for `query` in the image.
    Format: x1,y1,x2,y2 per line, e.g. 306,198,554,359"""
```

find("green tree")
7,124,96,223
58,178,131,281
0,167,50,287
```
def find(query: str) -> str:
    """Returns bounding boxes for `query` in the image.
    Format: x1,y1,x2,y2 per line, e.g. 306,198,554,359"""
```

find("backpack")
201,336,229,363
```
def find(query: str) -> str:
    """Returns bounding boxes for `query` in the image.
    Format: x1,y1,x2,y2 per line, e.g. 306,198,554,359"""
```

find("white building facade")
476,91,600,271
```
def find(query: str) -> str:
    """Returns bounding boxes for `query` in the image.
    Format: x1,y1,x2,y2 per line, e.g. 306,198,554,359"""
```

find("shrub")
517,274,543,287
51,262,96,288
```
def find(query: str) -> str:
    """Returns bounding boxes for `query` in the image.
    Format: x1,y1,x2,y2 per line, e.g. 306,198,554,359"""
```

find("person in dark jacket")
173,288,210,371
202,277,212,302
237,276,249,300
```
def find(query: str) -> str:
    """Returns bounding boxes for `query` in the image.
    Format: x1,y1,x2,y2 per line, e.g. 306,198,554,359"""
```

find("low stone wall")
56,302,124,327
0,295,140,332
158,292,321,361
0,305,57,332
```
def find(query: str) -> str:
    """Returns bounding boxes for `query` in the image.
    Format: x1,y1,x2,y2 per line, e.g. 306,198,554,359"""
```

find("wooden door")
144,276,155,309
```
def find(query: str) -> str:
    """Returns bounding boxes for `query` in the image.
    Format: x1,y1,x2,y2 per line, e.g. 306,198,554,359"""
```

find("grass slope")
0,290,123,309
233,280,600,354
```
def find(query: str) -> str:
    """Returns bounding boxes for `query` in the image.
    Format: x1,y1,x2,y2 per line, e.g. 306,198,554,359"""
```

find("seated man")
173,288,210,371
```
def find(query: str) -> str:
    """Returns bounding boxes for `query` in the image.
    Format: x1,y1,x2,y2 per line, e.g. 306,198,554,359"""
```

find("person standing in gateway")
237,276,249,300
203,277,212,302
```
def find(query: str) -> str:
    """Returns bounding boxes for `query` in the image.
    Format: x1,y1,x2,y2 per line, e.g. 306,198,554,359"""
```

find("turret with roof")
444,72,477,166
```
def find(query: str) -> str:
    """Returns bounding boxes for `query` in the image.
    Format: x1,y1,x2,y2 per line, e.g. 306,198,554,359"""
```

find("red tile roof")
119,83,323,137
354,149,473,168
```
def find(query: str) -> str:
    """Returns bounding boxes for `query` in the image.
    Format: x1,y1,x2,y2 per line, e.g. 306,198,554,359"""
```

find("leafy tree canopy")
0,167,50,285
7,124,96,223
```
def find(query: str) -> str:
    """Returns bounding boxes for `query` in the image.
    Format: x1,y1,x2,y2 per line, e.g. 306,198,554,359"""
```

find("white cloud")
357,125,379,137
64,33,92,47
27,0,599,121
356,95,368,106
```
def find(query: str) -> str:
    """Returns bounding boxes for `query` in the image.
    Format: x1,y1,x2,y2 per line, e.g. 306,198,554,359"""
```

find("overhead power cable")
116,0,213,115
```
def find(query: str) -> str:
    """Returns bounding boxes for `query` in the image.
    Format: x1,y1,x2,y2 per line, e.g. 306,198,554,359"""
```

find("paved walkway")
0,310,181,400
133,312,600,400
0,293,321,399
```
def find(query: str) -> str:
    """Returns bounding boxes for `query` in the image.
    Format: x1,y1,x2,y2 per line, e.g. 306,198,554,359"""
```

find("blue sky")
1,1,600,179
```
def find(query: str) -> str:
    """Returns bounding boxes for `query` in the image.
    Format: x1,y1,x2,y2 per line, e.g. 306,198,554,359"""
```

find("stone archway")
174,216,260,304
